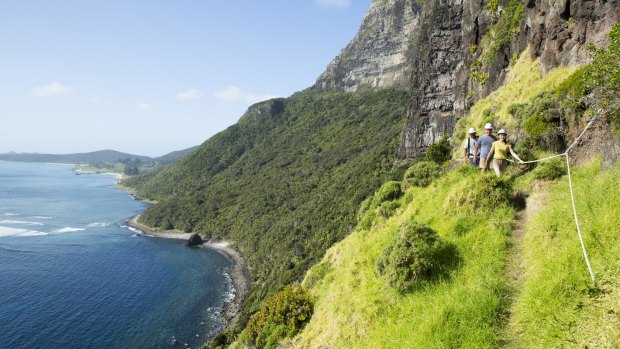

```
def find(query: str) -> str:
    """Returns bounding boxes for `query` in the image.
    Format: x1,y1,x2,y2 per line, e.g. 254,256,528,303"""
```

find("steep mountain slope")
126,90,409,316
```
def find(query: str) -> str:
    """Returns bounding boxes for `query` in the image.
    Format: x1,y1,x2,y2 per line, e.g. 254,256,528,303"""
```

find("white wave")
31,216,52,219
126,226,143,235
0,220,44,226
52,227,85,234
0,226,48,237
2,213,19,216
19,231,48,237
86,222,110,228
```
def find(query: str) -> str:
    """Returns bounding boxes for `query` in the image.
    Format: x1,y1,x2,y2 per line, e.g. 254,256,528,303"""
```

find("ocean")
0,161,232,349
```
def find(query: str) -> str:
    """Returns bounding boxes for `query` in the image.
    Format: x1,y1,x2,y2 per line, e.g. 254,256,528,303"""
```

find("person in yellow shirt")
484,129,523,176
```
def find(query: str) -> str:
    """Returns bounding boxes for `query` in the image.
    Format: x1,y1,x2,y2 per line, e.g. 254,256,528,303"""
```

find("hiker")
484,129,524,176
463,127,479,166
474,123,497,173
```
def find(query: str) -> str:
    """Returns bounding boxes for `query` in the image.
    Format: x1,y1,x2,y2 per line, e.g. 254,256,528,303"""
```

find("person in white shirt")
463,127,479,166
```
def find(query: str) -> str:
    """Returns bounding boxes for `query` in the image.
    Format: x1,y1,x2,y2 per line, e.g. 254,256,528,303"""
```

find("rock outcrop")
313,0,422,92
526,0,620,73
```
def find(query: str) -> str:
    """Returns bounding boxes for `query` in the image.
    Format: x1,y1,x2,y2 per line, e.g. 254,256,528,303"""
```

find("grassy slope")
293,168,514,348
288,52,620,348
509,160,620,348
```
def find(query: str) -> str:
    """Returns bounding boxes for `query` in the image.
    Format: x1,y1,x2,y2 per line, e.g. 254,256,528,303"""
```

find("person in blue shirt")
474,123,498,173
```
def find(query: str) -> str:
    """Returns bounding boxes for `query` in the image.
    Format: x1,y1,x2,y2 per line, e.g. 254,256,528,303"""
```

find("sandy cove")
126,214,252,331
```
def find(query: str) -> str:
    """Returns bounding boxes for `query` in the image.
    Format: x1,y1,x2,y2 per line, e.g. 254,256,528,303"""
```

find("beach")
126,214,252,330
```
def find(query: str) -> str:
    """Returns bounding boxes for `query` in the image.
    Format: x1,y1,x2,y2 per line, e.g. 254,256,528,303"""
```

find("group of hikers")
462,123,523,177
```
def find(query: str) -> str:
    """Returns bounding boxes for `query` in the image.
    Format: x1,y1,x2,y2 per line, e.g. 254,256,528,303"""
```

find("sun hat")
484,123,493,130
468,127,476,134
497,129,507,134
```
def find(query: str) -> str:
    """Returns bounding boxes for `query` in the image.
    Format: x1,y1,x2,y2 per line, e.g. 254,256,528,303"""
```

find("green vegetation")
358,180,404,230
445,172,513,214
508,160,620,347
124,89,409,319
424,137,452,164
454,47,576,149
470,0,524,87
401,161,442,189
532,157,566,181
240,285,313,349
375,221,450,293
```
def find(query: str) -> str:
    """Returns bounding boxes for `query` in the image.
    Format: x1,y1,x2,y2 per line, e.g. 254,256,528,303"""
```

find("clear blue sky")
0,0,371,157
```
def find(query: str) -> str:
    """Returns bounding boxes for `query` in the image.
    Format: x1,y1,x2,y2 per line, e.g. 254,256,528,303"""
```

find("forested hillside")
125,90,409,316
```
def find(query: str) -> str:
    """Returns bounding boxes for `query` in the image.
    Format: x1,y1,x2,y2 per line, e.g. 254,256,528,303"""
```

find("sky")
0,0,371,157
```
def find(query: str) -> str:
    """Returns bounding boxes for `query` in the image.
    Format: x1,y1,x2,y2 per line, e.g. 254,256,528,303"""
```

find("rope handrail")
513,113,600,283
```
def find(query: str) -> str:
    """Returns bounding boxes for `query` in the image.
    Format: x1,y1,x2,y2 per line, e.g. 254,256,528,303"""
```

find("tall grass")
508,159,620,348
453,48,577,149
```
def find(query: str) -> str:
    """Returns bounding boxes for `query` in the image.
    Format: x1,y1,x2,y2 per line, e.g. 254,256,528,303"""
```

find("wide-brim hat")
484,123,493,130
497,129,507,134
468,127,476,134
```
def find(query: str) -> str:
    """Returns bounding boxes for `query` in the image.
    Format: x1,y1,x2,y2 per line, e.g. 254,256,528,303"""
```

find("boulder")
185,233,203,247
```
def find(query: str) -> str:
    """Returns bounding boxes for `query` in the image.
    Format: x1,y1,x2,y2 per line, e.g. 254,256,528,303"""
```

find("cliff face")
314,0,619,158
401,0,619,158
313,0,422,92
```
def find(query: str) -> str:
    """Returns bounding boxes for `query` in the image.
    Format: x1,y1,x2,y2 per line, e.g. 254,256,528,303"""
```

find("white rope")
565,153,596,283
513,114,600,284
519,153,565,164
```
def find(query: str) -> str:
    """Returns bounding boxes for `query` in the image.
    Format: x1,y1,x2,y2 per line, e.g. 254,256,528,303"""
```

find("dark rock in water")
185,233,203,247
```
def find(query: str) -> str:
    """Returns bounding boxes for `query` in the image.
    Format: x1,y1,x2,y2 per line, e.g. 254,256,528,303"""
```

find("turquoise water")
0,161,232,349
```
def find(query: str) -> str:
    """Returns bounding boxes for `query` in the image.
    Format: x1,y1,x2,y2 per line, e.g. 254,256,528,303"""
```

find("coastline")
125,214,252,331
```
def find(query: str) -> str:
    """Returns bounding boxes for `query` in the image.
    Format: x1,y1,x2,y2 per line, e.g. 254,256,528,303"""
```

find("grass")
290,168,516,348
453,48,577,149
507,159,620,348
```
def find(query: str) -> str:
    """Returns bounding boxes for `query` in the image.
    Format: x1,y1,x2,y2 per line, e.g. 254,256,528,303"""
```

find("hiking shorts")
492,159,508,176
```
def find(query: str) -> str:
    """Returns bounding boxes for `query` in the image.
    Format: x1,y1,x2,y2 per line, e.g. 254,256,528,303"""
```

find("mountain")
0,150,152,164
154,146,199,165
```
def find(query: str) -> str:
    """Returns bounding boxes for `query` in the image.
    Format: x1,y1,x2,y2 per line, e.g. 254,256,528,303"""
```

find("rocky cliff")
314,0,620,158
313,0,422,92
401,0,619,158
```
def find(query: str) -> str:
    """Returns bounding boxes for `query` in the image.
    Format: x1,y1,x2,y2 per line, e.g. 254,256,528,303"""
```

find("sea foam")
52,227,85,234
0,220,44,226
0,226,48,237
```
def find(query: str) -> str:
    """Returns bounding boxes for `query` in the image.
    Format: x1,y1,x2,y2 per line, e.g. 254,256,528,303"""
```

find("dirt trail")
501,183,548,348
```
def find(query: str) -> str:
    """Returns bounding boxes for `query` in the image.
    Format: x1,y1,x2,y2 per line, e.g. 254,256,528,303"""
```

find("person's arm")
485,145,495,170
474,142,479,162
509,145,523,163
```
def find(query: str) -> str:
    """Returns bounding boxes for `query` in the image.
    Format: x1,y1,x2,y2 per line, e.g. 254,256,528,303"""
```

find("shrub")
375,222,444,293
445,175,513,214
533,158,566,180
373,181,403,204
244,285,313,348
523,113,553,138
425,138,452,164
359,181,404,229
402,161,442,189
376,200,401,219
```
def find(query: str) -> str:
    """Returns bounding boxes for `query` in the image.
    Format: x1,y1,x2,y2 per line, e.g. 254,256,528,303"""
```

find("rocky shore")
125,215,252,330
